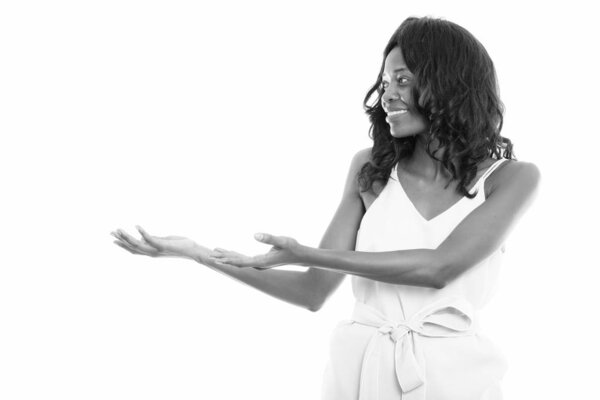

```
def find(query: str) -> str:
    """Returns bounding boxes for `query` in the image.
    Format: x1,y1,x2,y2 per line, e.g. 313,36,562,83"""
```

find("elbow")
306,297,326,312
428,257,453,290
306,287,332,312
307,303,323,313
430,257,474,289
429,274,448,290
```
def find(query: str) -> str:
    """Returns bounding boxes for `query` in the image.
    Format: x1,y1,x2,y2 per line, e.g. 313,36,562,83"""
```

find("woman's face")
381,47,429,139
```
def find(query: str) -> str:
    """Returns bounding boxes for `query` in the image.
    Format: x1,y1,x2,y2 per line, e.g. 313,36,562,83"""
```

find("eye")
396,76,409,85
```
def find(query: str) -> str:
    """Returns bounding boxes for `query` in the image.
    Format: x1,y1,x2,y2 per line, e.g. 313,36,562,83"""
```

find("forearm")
298,246,445,289
190,244,317,311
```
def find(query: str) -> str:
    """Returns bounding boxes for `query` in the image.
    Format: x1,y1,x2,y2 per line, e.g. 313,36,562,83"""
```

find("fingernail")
254,233,263,240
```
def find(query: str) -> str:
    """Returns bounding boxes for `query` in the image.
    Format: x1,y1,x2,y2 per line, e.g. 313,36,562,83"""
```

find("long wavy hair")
358,17,514,198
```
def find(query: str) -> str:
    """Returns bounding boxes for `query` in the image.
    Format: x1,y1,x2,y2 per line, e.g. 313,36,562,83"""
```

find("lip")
385,107,408,113
385,109,409,123
383,101,409,112
387,109,408,116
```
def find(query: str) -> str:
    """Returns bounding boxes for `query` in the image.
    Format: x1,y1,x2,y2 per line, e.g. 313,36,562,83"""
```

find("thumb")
136,225,157,245
254,232,283,246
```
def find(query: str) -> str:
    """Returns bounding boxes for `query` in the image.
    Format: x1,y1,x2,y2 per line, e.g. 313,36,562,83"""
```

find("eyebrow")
383,67,410,76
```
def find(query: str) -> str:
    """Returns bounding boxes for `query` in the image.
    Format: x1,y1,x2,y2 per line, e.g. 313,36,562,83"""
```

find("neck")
402,135,451,182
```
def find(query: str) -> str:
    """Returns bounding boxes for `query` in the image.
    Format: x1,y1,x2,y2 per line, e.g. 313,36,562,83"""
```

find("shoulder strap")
390,162,399,181
469,158,509,195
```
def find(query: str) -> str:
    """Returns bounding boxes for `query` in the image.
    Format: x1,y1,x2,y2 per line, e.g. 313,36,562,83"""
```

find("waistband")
350,297,476,400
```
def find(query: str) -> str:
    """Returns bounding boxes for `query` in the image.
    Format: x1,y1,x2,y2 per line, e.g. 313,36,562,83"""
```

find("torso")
359,158,505,218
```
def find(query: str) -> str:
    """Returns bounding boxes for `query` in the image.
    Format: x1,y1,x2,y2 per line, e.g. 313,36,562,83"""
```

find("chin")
388,120,429,139
389,126,419,139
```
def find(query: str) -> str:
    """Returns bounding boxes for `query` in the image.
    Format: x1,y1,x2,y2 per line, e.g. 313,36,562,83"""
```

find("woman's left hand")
209,233,303,270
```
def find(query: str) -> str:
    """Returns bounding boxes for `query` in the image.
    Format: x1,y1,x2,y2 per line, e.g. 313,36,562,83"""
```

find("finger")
117,232,136,247
123,240,159,257
224,250,246,257
209,248,227,258
117,229,140,247
135,227,167,252
114,231,157,255
136,225,157,244
209,250,240,262
112,231,133,246
113,237,140,252
213,258,236,267
218,255,248,268
211,248,245,258
114,240,145,255
234,255,261,268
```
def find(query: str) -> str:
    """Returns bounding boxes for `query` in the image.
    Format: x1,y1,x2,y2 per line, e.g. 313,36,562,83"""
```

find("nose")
381,84,402,109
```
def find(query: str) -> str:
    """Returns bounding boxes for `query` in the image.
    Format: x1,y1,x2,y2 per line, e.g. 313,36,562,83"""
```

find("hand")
111,225,198,259
209,233,303,270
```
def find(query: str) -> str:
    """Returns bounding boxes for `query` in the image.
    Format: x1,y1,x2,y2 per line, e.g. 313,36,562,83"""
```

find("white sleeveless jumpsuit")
321,159,509,400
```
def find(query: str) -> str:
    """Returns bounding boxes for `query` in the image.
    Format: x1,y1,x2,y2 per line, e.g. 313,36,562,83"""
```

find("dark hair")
358,17,514,198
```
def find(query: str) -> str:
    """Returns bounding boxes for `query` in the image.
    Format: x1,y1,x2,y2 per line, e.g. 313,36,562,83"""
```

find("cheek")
417,114,431,130
416,87,432,109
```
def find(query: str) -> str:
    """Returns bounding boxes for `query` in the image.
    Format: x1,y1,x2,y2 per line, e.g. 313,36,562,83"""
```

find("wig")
358,17,515,198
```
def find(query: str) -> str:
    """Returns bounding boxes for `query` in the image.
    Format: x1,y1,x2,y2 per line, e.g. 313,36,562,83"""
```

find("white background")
1,0,598,399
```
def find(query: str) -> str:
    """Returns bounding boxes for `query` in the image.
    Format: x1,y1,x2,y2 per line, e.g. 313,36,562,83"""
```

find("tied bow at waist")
351,297,475,400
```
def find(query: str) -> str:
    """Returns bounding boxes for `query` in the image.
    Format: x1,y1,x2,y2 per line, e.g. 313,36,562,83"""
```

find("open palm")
210,233,302,269
112,226,197,259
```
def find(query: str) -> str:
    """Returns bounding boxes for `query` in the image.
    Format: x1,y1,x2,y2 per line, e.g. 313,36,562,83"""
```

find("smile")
387,110,408,117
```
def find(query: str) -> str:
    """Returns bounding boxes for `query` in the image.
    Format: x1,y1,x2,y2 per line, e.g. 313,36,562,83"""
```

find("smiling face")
381,47,430,139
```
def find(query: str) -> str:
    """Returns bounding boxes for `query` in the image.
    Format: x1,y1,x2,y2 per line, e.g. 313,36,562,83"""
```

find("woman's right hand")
111,226,199,259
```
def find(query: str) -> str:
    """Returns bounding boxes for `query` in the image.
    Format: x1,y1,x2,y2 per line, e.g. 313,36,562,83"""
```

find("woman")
113,17,540,400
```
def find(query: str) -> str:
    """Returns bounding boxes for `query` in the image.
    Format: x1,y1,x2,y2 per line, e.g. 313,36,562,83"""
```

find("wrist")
188,243,210,263
295,244,315,266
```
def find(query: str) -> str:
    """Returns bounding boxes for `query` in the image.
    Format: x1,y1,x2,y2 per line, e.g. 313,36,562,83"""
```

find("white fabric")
321,159,509,400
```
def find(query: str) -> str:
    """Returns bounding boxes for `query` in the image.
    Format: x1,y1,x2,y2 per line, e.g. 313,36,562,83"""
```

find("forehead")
383,46,409,74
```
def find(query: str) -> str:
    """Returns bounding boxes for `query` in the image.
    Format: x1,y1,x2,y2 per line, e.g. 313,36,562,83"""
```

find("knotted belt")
351,297,475,400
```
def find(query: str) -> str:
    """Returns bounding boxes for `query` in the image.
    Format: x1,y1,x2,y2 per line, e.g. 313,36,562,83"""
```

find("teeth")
388,110,408,116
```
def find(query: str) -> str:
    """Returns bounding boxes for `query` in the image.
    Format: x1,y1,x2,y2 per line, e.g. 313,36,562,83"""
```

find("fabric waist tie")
351,297,476,400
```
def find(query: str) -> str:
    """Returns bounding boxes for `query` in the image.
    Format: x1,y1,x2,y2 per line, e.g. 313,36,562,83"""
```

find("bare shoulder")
347,147,388,205
346,147,372,184
488,159,541,197
350,147,372,170
338,147,373,198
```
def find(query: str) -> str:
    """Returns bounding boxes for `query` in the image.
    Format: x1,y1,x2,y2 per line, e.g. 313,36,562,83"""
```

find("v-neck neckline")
391,161,497,223
394,173,468,223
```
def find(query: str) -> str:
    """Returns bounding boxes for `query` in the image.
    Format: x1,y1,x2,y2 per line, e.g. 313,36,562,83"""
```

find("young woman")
113,17,540,400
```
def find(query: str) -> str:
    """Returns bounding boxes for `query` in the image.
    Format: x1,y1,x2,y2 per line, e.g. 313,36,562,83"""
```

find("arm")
297,161,541,288
215,161,540,289
113,148,368,312
193,148,367,311
296,148,368,310
193,246,326,311
113,227,324,311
